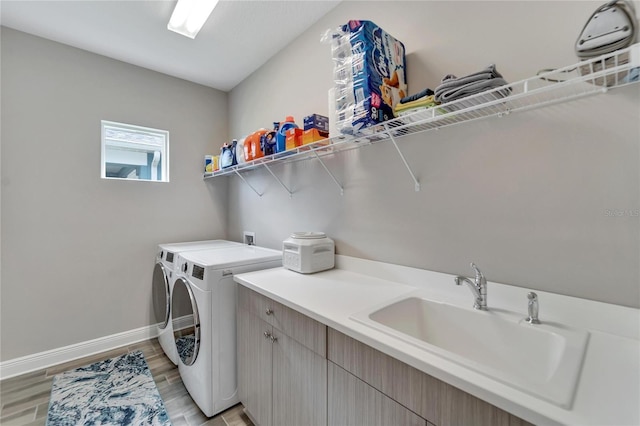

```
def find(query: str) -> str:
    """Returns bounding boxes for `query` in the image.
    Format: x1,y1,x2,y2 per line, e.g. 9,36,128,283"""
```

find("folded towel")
435,64,511,103
394,95,439,113
399,88,435,104
435,64,503,94
437,78,511,103
437,88,512,113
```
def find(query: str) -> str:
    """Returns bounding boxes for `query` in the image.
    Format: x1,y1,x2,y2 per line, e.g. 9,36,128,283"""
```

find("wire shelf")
204,43,639,194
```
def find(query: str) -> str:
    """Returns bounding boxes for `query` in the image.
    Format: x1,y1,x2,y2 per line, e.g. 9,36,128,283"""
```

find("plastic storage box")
282,232,335,274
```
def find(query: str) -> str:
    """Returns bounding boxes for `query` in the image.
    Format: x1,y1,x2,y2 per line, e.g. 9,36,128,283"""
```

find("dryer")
153,240,242,365
171,245,281,417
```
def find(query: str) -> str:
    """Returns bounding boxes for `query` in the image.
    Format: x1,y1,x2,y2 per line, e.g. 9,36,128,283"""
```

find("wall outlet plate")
243,231,255,246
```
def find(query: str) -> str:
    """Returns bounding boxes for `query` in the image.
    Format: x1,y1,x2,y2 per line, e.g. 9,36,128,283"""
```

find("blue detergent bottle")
276,116,298,153
261,122,279,156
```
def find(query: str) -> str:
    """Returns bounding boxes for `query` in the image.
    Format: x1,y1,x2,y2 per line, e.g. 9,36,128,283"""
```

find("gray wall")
228,1,640,307
0,28,229,361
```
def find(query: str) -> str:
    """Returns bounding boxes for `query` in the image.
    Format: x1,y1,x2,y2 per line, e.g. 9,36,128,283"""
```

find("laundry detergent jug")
220,139,237,169
244,129,267,161
261,122,278,156
236,137,247,165
276,116,298,153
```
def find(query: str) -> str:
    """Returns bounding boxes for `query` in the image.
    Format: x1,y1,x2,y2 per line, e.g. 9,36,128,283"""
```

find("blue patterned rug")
46,351,171,426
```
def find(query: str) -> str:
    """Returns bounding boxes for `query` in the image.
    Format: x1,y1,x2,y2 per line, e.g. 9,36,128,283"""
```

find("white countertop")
234,255,640,426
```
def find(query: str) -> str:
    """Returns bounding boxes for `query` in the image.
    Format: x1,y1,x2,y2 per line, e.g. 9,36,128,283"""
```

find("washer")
153,240,242,365
171,245,281,417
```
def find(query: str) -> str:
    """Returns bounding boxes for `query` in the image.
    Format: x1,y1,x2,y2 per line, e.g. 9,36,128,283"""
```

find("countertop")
234,255,640,426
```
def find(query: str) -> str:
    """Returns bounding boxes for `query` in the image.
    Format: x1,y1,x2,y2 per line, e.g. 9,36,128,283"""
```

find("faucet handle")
470,262,484,282
526,292,541,324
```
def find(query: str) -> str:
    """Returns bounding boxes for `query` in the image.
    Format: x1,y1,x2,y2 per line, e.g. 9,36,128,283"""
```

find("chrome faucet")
525,292,541,324
454,263,488,310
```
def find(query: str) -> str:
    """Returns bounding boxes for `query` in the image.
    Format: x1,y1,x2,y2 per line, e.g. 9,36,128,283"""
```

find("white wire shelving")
204,43,640,196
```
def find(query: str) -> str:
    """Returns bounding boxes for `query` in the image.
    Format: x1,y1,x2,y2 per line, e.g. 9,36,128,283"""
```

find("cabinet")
237,307,272,426
328,328,534,426
237,284,541,425
329,361,428,426
236,285,327,426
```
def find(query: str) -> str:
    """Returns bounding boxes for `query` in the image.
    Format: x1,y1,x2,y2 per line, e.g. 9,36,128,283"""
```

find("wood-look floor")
0,338,254,426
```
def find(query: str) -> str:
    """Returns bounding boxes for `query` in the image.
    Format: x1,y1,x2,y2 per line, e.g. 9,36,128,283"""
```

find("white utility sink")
351,296,589,408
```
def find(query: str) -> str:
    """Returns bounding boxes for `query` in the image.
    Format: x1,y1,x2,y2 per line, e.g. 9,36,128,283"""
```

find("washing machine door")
152,262,170,329
171,277,200,366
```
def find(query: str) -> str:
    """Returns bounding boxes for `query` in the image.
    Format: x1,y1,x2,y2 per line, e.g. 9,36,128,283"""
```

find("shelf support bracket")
384,124,421,192
233,169,263,197
313,151,344,195
262,163,293,197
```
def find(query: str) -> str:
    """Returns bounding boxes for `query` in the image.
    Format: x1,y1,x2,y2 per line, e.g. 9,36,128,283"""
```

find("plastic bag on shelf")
323,20,407,136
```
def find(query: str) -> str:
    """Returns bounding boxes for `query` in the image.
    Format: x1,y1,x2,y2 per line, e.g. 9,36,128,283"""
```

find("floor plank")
0,338,252,426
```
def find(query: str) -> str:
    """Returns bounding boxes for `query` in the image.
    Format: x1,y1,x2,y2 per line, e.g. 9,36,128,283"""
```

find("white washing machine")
171,245,281,417
153,240,242,365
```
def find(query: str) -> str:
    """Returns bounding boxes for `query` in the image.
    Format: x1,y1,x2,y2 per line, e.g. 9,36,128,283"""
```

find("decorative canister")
282,232,335,274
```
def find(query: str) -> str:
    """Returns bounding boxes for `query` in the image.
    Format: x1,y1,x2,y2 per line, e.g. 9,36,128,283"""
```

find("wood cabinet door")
237,308,273,426
272,329,328,426
328,362,426,426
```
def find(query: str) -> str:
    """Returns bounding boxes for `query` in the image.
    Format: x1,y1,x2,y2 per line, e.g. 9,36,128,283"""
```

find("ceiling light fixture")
167,0,219,39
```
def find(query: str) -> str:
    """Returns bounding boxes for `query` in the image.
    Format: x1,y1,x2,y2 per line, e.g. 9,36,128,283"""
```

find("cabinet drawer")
328,329,533,426
237,284,270,320
237,285,326,357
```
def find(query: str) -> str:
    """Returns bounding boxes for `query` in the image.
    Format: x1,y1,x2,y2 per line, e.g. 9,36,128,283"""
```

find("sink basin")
351,296,589,408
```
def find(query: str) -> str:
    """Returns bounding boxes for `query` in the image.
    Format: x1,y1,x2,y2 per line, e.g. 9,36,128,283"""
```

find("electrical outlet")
243,231,255,246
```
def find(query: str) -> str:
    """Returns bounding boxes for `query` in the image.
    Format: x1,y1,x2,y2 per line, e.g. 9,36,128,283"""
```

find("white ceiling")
0,0,341,91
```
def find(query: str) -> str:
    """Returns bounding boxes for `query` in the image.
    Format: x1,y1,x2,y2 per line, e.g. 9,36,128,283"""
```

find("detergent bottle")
261,122,279,156
244,129,267,161
220,139,237,169
276,116,298,153
236,137,247,166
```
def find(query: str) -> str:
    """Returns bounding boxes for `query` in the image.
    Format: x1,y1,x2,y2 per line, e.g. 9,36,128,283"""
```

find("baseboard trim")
172,314,193,331
0,324,159,380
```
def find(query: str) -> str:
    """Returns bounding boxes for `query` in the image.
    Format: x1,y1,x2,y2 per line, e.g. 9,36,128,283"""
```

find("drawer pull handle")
263,331,277,343
265,308,274,316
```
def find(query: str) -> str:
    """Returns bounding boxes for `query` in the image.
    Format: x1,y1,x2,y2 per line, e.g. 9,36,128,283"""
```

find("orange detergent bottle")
244,128,268,161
